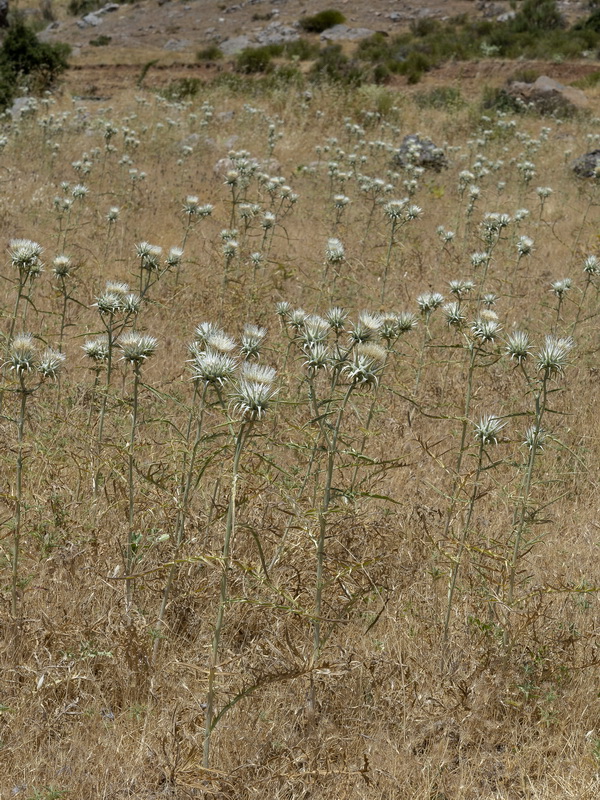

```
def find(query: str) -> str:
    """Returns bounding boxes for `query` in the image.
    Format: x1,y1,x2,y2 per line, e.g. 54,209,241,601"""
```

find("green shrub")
160,77,201,100
511,0,565,33
575,9,600,32
481,86,526,113
572,69,600,88
509,68,540,83
197,44,223,61
234,46,277,74
68,0,104,15
0,18,69,108
89,35,112,47
309,44,364,86
299,9,346,34
397,50,432,84
414,85,464,110
283,38,321,60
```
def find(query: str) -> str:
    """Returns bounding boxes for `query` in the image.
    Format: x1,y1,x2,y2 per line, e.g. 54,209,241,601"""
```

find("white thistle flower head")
166,247,183,268
136,242,162,271
449,278,475,298
82,336,109,364
356,342,387,363
118,332,158,365
38,349,66,379
471,317,502,343
207,331,236,353
222,239,238,259
192,349,236,386
396,311,419,333
524,425,546,452
231,377,277,420
95,291,124,315
8,334,37,374
517,235,534,257
384,198,408,221
443,301,466,328
303,341,330,371
72,184,88,199
583,255,600,275
342,350,382,388
9,239,43,275
505,330,530,363
301,315,329,346
52,255,72,278
468,185,480,200
250,252,263,267
482,293,497,308
536,186,553,199
406,204,422,220
550,278,572,298
195,322,223,346
417,292,444,315
275,301,291,319
474,414,505,446
325,306,348,333
224,170,239,186
261,212,276,230
107,206,120,222
122,293,141,314
348,311,382,343
325,237,344,264
287,308,308,331
514,208,530,222
334,194,350,209
241,361,276,385
198,204,214,218
105,280,130,297
536,335,573,377
240,324,267,359
183,195,200,215
471,252,488,269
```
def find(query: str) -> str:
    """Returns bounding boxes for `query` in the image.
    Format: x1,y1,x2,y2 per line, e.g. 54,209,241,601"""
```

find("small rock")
572,150,600,178
320,23,376,41
82,12,102,25
393,134,447,171
163,38,190,50
219,35,252,54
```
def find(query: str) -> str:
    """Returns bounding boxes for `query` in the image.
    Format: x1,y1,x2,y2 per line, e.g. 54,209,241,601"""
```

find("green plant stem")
443,439,485,643
126,362,141,611
204,420,251,769
381,218,397,305
11,374,28,618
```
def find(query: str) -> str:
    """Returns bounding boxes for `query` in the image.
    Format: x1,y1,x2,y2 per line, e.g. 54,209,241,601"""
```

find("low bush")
235,45,278,74
197,44,223,61
299,9,345,34
414,85,464,110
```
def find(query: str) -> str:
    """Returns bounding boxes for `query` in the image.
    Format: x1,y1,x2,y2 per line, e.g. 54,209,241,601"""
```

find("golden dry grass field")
1,60,600,799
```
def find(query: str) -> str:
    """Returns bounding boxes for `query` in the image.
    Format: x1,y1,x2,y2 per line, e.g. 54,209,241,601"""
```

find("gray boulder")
508,75,589,115
572,150,600,178
320,24,376,42
393,134,447,172
219,35,252,55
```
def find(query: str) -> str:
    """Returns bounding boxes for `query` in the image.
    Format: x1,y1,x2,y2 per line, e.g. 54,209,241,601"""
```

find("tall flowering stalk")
118,332,158,611
381,200,422,304
203,364,277,768
5,335,65,617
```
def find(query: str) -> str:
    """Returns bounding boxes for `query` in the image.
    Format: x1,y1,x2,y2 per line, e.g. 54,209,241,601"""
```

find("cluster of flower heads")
278,304,419,389
6,334,65,380
189,322,277,420
9,239,43,280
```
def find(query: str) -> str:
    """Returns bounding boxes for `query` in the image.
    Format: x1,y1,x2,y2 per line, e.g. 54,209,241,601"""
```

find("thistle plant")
572,255,600,335
7,240,44,347
5,334,65,617
550,278,572,329
204,363,277,768
444,414,505,642
504,334,574,647
381,199,422,304
117,331,158,610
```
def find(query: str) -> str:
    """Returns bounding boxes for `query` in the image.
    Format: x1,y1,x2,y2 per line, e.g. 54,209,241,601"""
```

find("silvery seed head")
192,349,236,386
207,331,236,353
9,239,43,275
470,252,488,269
325,237,344,264
198,204,214,218
122,293,141,314
505,330,531,363
72,184,88,199
334,194,350,209
8,334,37,374
222,239,238,260
550,278,572,298
241,362,276,384
52,255,72,279
118,332,158,365
232,377,277,420
471,317,502,343
514,208,529,222
474,414,505,446
536,335,573,377
38,349,66,379
261,212,276,230
326,306,348,333
83,336,109,363
240,324,267,359
349,311,382,344
136,242,162,271
183,195,200,215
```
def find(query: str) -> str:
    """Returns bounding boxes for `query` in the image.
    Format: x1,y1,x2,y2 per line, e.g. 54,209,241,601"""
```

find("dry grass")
1,80,600,799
